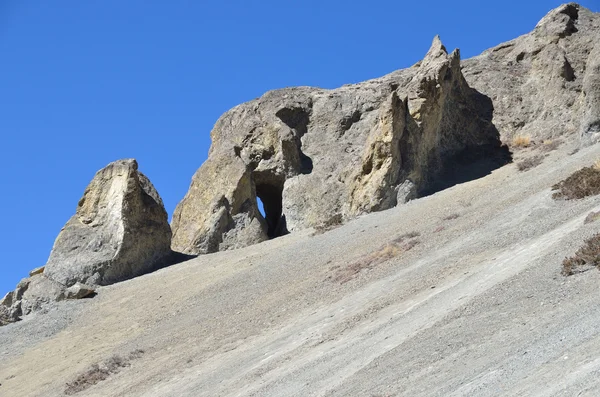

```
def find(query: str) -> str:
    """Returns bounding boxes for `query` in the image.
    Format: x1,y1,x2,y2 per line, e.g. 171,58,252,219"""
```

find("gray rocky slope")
2,115,600,397
2,3,600,396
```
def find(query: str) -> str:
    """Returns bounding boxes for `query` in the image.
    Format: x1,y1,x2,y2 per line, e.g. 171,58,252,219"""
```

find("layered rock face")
581,42,600,145
171,37,509,255
462,3,600,143
44,159,172,287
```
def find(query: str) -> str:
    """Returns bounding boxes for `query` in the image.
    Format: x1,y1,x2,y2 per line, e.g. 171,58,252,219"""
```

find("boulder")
44,159,172,287
0,305,19,326
462,3,600,143
65,283,95,300
1,291,14,307
29,266,44,277
1,291,21,325
18,274,66,315
171,36,509,255
0,274,67,320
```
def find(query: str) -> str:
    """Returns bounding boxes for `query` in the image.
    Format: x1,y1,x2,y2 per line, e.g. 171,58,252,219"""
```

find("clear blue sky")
1,0,598,297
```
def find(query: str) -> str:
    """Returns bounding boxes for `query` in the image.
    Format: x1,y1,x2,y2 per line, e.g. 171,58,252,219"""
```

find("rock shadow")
420,144,512,197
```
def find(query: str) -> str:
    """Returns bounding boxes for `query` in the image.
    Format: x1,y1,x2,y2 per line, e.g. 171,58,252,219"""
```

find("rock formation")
1,159,172,325
462,3,600,143
171,36,510,255
44,159,172,287
580,42,600,145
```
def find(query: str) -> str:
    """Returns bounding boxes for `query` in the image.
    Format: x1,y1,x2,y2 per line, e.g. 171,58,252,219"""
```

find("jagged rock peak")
534,2,579,38
424,35,448,59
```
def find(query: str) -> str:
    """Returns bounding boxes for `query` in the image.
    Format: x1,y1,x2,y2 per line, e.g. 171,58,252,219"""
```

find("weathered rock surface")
29,266,44,277
462,3,600,143
65,283,95,300
1,159,172,326
44,159,172,287
0,292,19,326
0,275,64,325
580,42,600,145
172,37,510,255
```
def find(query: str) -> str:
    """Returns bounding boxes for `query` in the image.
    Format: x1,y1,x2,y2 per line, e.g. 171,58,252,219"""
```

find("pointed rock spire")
423,35,448,63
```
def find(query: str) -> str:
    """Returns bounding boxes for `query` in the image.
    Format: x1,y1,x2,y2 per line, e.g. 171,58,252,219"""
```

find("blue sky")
1,0,598,297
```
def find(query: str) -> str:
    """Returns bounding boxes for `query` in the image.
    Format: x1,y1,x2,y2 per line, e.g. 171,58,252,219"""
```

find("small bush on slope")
552,166,600,200
584,211,600,224
563,234,600,276
539,139,561,152
517,155,545,172
511,135,531,148
312,213,343,235
64,350,144,395
333,232,420,284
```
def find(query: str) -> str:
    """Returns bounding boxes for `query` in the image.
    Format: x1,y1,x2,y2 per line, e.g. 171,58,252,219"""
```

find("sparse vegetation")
584,211,600,224
539,139,561,152
333,232,420,284
511,135,531,148
443,213,460,221
562,234,600,276
516,155,544,171
64,350,144,395
552,166,600,200
312,213,343,235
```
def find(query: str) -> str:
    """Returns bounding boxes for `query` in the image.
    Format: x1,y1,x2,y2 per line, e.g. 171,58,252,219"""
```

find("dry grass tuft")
64,350,144,395
584,211,600,224
312,214,343,235
443,213,460,221
333,232,420,284
552,166,600,200
539,139,561,152
511,135,531,148
562,234,600,276
516,155,544,172
593,159,600,171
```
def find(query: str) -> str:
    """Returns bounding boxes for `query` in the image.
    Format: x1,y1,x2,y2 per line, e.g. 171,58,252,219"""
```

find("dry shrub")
539,139,561,152
562,234,600,276
552,166,600,200
511,135,531,148
443,213,460,221
593,159,600,170
333,232,420,284
584,211,600,224
516,155,544,171
312,213,343,235
64,350,144,395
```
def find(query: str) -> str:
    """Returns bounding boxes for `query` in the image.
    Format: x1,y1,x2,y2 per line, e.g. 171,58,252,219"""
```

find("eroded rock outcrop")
462,3,600,143
171,37,509,255
580,42,600,145
1,159,172,325
44,159,172,287
0,270,66,325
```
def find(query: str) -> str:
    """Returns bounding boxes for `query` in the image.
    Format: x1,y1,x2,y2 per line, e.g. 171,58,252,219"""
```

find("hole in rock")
257,197,266,218
255,180,288,239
